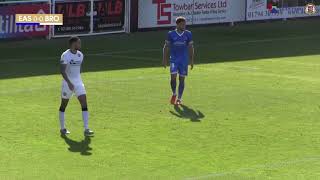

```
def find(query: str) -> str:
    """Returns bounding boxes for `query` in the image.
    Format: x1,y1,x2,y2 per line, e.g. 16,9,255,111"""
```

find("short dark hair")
69,36,80,46
176,16,186,24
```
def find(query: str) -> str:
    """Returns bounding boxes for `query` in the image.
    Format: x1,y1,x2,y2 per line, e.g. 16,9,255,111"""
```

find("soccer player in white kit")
59,36,94,136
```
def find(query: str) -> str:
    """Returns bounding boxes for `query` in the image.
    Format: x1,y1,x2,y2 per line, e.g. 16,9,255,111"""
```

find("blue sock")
171,79,177,95
178,79,185,99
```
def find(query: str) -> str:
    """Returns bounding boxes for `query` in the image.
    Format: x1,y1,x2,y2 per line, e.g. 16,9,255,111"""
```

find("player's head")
176,16,186,31
69,36,81,50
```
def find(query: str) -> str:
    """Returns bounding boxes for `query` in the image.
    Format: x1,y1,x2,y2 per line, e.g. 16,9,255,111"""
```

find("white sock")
82,111,89,130
59,111,65,130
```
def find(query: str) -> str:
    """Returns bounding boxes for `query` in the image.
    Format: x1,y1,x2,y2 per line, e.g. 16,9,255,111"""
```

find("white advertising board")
138,0,245,28
246,0,320,20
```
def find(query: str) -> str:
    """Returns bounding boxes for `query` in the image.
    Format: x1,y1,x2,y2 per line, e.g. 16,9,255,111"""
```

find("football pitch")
1,19,320,179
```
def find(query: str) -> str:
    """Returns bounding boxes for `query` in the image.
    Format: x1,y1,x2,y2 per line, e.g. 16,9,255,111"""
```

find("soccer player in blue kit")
163,16,194,105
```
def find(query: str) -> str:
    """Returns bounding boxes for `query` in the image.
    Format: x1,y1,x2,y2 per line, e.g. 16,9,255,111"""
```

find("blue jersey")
167,30,193,65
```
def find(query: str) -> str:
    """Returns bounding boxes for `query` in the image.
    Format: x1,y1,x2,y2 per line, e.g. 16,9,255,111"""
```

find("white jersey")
60,49,84,84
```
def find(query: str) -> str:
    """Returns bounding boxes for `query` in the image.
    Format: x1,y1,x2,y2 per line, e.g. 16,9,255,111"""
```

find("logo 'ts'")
152,0,171,25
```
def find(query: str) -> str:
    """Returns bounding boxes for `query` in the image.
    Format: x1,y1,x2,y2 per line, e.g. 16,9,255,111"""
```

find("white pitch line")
97,54,159,61
185,156,320,180
249,71,319,83
91,48,159,56
1,55,319,95
1,53,319,93
98,54,320,83
216,34,320,46
0,74,168,95
0,48,160,64
1,34,319,64
271,59,320,67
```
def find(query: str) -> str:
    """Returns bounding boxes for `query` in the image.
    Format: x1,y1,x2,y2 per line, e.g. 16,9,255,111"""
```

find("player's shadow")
170,105,205,122
60,134,93,156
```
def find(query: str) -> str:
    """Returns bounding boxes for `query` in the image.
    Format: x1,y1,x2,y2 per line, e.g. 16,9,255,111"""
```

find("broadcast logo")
305,3,316,15
15,14,63,25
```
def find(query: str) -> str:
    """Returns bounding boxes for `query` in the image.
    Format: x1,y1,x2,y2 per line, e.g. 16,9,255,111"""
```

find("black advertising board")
55,0,125,35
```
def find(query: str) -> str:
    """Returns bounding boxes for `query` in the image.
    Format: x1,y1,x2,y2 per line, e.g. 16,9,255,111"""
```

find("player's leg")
171,74,177,95
60,81,73,134
77,94,94,136
177,76,185,105
177,64,188,105
59,98,70,134
170,73,178,104
75,83,94,136
170,63,178,104
77,94,88,130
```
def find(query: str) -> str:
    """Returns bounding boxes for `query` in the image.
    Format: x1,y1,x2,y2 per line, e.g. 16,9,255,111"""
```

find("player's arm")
60,56,74,90
163,32,172,68
188,32,194,70
189,42,194,70
163,40,170,68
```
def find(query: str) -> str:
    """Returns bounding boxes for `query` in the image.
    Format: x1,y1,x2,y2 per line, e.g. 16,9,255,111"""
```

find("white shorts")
61,80,86,99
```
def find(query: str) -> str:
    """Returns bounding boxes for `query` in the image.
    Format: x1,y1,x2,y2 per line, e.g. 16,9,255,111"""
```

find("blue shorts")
170,62,188,77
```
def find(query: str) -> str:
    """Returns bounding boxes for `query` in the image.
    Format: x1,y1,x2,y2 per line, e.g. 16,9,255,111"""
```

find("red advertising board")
0,3,50,39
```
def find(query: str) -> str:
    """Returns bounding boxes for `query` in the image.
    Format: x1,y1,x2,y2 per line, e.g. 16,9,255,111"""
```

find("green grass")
1,19,320,179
